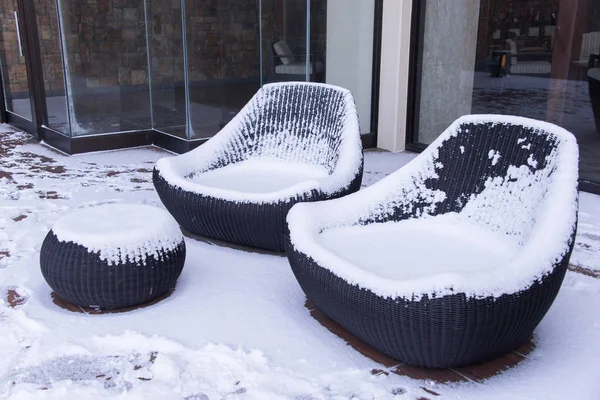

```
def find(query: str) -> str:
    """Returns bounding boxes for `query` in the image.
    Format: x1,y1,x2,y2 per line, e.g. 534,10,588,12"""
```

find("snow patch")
51,204,183,265
320,214,518,281
188,159,329,194
488,149,501,165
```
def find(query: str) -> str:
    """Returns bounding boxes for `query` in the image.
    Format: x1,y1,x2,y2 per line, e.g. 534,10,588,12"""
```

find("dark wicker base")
305,300,535,382
50,289,175,314
40,232,186,309
286,240,571,368
153,167,363,252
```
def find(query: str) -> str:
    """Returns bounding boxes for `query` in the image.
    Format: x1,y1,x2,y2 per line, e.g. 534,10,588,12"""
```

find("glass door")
0,1,34,131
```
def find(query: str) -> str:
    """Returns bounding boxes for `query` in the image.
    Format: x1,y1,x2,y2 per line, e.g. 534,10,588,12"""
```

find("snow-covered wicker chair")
286,115,578,368
153,82,363,252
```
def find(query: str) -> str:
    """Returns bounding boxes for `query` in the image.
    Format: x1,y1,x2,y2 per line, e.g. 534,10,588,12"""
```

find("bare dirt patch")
6,288,28,308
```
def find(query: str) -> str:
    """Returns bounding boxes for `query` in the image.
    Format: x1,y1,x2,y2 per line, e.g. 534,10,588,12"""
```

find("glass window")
147,0,187,138
262,0,312,84
0,2,32,121
34,0,69,134
411,0,600,183
184,0,261,140
56,0,151,136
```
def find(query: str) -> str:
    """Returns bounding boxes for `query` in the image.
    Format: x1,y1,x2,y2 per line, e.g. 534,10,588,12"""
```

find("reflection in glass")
262,0,312,83
56,0,151,136
184,0,261,140
414,0,600,183
147,0,187,138
0,2,32,121
34,0,69,134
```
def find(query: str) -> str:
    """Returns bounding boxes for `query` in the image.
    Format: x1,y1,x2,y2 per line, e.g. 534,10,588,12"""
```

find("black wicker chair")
286,115,579,368
588,54,600,134
153,82,363,252
40,204,186,309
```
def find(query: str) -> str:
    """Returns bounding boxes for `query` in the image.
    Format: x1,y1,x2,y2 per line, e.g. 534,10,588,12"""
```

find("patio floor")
1,126,599,399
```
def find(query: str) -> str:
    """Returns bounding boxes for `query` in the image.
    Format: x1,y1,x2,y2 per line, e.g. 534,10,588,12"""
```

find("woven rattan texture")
40,232,186,309
154,168,362,252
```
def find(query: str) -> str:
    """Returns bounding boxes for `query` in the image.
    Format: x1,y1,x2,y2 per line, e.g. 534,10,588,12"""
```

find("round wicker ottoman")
40,204,186,309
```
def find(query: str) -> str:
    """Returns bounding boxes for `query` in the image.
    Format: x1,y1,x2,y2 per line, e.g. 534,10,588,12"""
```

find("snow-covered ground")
1,126,599,399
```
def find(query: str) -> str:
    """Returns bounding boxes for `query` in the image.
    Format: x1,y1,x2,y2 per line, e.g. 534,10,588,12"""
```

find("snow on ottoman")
40,204,186,309
286,115,579,368
153,82,363,252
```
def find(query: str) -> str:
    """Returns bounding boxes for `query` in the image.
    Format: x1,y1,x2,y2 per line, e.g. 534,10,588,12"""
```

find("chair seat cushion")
188,159,329,195
320,213,517,282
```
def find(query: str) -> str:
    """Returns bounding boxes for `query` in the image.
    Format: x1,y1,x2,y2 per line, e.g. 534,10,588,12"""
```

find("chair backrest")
366,116,577,246
420,117,577,244
248,83,358,173
580,32,600,62
273,41,295,65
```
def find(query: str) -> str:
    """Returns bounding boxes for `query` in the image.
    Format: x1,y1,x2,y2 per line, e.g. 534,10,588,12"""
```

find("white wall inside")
376,0,413,152
325,0,375,134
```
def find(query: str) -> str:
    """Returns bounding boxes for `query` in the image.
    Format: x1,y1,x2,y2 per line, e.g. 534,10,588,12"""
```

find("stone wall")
148,0,185,87
185,0,261,82
476,0,561,63
36,0,65,93
1,0,328,97
61,0,149,92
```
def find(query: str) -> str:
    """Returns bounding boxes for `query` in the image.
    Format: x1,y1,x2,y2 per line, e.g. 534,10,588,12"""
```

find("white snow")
320,214,517,281
51,204,183,265
0,126,599,399
488,149,501,165
188,159,329,194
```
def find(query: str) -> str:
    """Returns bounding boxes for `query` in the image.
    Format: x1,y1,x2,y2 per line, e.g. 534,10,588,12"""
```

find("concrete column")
417,0,481,144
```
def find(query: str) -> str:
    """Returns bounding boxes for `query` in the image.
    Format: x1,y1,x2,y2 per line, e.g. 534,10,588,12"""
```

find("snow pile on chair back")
153,82,363,251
